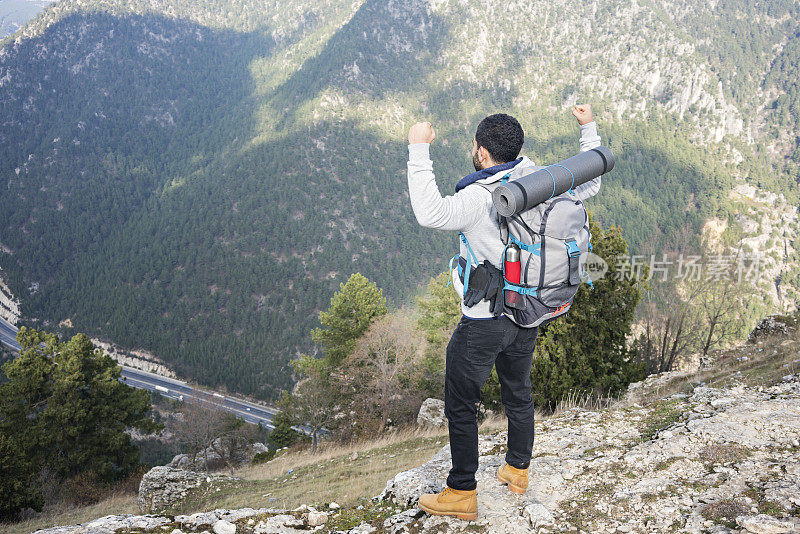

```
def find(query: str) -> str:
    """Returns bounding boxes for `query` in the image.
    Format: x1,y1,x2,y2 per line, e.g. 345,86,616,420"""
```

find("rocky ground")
33,327,800,534
372,370,800,533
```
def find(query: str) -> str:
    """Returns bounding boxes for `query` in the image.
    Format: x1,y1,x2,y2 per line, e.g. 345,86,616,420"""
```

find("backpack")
453,167,594,328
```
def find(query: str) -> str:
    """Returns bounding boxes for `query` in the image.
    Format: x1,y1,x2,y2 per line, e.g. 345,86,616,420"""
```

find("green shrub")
530,215,647,410
252,450,276,464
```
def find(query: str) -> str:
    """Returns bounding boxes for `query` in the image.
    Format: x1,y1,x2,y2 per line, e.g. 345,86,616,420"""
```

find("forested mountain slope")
1,0,798,399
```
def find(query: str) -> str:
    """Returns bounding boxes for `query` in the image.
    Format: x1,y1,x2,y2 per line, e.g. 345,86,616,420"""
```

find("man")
406,105,601,520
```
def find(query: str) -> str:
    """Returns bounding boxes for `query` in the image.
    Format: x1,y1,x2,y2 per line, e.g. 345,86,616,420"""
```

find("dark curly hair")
475,114,524,164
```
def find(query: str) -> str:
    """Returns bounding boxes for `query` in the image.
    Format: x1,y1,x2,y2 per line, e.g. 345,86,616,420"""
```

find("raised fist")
408,121,436,144
571,104,594,126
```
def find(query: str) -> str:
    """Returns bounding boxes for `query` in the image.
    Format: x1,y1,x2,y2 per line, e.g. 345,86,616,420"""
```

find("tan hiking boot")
417,486,478,521
497,462,529,494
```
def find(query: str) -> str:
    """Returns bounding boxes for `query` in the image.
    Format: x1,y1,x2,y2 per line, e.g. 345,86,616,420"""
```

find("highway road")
0,316,278,429
0,316,20,352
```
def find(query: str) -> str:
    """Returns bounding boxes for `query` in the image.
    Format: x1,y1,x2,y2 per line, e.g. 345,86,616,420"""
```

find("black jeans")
444,315,538,491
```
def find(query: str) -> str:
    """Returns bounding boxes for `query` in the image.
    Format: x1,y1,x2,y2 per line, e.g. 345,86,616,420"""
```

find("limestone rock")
219,508,260,523
736,514,795,534
253,514,306,534
174,510,223,530
168,441,270,471
345,523,376,534
748,315,794,343
375,443,449,506
376,431,555,533
523,502,555,529
138,466,238,513
31,514,172,534
383,508,425,533
213,519,237,534
416,398,447,428
373,373,800,533
168,453,191,469
306,511,328,527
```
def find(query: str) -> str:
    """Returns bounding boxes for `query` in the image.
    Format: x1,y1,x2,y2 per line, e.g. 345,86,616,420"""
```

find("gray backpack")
459,167,593,328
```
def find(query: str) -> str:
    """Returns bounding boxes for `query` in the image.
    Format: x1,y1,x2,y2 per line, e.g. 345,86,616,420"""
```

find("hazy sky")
0,0,56,39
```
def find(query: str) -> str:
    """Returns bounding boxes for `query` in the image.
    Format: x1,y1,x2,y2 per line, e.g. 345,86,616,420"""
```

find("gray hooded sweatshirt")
407,121,602,319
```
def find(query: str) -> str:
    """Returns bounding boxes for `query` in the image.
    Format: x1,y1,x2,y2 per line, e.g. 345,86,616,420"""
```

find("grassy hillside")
8,321,799,534
1,0,798,398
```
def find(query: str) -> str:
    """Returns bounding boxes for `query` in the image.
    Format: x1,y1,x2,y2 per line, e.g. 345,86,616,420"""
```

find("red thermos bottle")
504,244,522,307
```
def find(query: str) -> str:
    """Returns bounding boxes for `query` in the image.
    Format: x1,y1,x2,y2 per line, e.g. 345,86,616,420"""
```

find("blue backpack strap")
509,234,541,255
459,232,480,298
550,164,576,194
503,281,538,296
446,254,460,287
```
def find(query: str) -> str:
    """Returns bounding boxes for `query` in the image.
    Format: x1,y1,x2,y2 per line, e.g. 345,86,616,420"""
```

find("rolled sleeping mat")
492,146,615,217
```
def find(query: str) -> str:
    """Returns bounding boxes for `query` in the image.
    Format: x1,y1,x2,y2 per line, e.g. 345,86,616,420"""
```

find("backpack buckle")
565,239,580,257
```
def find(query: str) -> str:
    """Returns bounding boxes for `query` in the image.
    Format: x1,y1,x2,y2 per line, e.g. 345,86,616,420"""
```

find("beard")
472,150,482,171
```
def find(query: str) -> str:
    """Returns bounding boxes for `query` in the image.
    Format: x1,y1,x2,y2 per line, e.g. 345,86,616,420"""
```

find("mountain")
1,0,799,399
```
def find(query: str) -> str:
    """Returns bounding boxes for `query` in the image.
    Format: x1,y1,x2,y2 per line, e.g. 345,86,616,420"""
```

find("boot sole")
497,473,527,494
418,502,478,521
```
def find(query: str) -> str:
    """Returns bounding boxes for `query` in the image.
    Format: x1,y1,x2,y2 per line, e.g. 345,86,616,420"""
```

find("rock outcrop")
33,506,330,534
373,373,800,533
416,398,446,428
36,356,800,534
137,466,238,514
0,267,20,325
32,514,174,534
168,441,270,471
748,315,796,343
92,338,178,379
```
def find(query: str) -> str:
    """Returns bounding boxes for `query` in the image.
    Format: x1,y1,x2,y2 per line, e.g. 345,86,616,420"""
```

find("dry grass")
213,414,524,511
615,332,800,409
236,410,531,483
697,444,751,469
478,410,541,433
175,410,553,513
209,437,446,511
238,424,448,482
3,492,139,534
555,389,622,413
700,498,749,528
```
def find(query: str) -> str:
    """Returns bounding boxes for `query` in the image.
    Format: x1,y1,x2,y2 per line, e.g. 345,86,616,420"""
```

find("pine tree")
0,433,44,520
0,327,161,497
312,273,388,366
267,409,301,450
416,271,462,397
530,214,647,410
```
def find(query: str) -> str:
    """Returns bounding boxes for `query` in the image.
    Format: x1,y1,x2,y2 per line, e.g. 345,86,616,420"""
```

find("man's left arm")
571,105,602,201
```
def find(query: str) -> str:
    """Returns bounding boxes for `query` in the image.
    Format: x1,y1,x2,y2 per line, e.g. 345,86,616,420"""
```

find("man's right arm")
407,143,484,232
